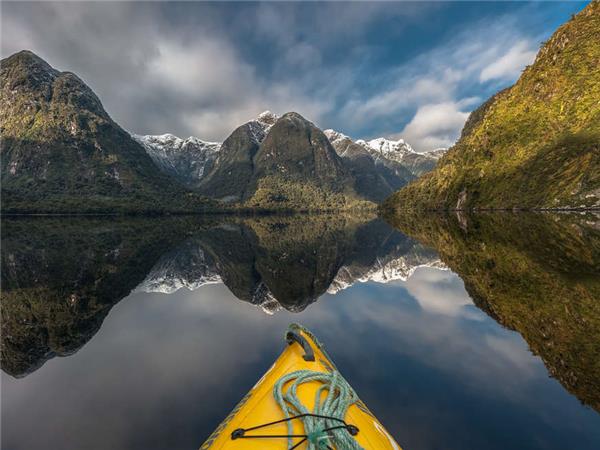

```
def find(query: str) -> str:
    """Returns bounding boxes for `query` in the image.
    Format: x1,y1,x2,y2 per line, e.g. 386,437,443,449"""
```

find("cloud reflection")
3,266,599,450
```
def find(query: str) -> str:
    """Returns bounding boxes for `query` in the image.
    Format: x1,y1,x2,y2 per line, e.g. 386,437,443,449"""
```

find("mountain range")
4,1,596,214
134,115,445,203
384,0,600,212
0,51,444,213
132,133,221,189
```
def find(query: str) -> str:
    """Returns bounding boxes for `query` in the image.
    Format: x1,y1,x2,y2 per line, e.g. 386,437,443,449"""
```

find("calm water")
1,213,599,450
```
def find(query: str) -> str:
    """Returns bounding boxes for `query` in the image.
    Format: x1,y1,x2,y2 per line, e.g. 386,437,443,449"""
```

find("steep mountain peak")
1,50,198,212
243,111,364,208
252,111,348,180
1,50,109,127
197,120,266,201
275,111,316,128
256,110,279,127
323,129,353,151
2,50,58,79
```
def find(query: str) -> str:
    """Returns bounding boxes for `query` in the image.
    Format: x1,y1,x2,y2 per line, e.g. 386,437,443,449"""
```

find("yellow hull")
200,324,402,449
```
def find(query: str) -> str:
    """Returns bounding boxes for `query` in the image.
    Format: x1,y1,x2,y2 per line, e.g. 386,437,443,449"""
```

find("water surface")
1,213,599,450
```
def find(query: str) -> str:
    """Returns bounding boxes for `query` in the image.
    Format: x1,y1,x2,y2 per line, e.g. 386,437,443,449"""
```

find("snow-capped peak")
132,132,221,187
256,110,279,127
133,133,221,154
357,137,416,159
327,256,447,295
133,243,221,295
323,129,351,146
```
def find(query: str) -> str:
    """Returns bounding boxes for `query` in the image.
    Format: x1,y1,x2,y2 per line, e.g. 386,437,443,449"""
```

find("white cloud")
397,101,471,151
1,2,546,145
480,40,536,82
147,39,255,99
339,15,541,151
0,2,331,141
342,75,456,127
136,36,334,140
399,266,484,320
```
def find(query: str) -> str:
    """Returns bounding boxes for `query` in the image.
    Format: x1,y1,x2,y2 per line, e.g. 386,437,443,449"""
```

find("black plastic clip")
231,428,245,440
346,424,359,436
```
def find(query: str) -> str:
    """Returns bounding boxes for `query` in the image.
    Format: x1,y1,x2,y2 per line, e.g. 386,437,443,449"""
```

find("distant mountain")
198,112,369,209
140,112,441,205
0,50,447,213
384,1,600,211
132,133,220,189
0,50,211,213
195,112,277,202
246,112,359,208
134,111,280,193
324,130,415,202
325,130,448,198
357,137,447,177
359,136,414,160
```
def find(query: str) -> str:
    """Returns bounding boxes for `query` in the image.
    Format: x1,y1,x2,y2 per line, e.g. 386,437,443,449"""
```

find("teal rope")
273,369,365,450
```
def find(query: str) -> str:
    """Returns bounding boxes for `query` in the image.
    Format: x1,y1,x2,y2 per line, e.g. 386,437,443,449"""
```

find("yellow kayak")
200,324,402,450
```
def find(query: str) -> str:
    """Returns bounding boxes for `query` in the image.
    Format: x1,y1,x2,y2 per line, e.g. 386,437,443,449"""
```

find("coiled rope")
272,369,365,450
230,324,364,449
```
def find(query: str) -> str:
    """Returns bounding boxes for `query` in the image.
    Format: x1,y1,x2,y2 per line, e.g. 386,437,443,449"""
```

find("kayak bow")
200,324,402,450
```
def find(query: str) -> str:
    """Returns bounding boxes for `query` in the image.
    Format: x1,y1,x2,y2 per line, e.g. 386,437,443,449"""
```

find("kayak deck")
199,324,401,449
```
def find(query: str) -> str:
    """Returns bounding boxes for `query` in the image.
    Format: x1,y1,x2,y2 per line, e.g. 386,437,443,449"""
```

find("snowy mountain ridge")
327,252,447,295
324,129,447,177
357,137,416,162
132,133,221,188
132,111,279,188
133,241,221,294
134,111,445,189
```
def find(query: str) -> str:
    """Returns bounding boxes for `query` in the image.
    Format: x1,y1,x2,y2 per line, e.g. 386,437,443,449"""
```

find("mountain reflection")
384,211,600,413
1,215,441,377
135,216,442,313
0,218,196,377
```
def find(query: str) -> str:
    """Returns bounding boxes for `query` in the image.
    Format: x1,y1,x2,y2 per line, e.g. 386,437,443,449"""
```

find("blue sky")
2,1,589,151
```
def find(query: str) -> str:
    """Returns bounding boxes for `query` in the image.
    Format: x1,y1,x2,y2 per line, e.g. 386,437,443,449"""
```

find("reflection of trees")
384,211,600,412
0,218,197,377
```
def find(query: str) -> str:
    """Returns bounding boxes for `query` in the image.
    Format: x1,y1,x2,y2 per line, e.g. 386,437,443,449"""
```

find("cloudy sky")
2,1,588,151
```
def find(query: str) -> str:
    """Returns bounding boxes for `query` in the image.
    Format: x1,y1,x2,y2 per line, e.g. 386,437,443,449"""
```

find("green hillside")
0,51,213,213
383,1,600,212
